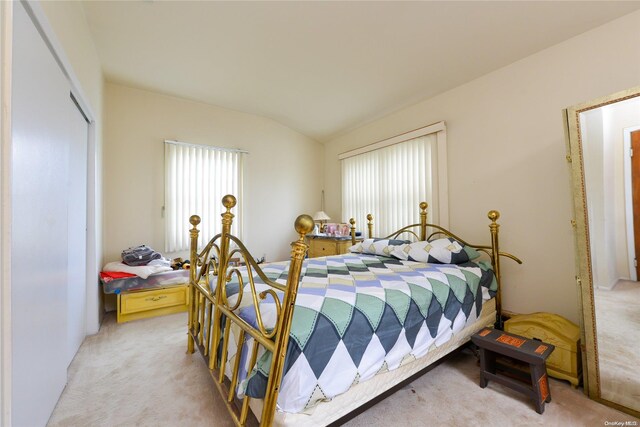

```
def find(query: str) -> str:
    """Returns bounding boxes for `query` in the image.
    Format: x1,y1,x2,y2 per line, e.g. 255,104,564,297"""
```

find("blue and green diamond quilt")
220,253,496,413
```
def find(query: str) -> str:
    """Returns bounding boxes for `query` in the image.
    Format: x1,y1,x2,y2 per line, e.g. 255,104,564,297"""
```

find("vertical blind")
164,141,244,252
341,134,438,238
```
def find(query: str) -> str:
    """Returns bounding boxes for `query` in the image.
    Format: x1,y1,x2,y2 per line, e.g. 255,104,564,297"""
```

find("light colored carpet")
594,280,640,412
48,312,639,427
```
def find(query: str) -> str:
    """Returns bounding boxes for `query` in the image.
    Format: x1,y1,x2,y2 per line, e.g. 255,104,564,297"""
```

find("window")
340,122,448,237
164,140,244,252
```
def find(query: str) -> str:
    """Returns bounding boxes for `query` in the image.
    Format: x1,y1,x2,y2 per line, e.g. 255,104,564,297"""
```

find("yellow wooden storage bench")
117,284,189,323
505,312,582,387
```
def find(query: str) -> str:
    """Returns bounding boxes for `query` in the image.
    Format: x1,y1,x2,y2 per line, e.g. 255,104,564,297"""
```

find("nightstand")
306,235,362,258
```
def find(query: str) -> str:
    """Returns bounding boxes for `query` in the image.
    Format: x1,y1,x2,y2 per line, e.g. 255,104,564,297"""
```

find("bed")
186,195,521,426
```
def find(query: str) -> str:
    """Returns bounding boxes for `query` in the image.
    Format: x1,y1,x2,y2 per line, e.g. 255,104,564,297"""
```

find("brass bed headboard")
348,201,522,329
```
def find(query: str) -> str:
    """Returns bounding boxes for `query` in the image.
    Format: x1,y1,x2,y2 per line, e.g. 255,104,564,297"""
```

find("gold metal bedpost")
488,210,503,330
187,215,201,354
210,195,237,370
367,214,373,238
261,214,314,426
419,202,428,241
349,218,356,245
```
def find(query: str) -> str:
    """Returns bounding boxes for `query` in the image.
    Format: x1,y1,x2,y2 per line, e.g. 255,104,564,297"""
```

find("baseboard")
596,277,627,291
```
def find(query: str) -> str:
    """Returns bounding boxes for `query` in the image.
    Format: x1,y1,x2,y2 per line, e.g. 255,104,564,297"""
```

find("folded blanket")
102,261,172,279
99,271,136,283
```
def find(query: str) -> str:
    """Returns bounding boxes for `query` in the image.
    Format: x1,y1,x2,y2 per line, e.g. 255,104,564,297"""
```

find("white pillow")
348,238,409,257
391,238,480,264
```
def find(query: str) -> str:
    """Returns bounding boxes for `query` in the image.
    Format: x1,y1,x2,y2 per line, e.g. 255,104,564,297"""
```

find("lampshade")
313,211,331,221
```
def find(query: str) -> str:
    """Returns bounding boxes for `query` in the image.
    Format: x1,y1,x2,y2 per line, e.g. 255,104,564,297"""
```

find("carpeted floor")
594,280,640,412
48,312,639,427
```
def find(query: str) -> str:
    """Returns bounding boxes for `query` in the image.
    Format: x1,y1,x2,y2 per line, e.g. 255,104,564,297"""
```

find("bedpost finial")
420,202,428,211
488,210,500,222
295,214,315,236
222,194,237,211
349,218,355,225
189,215,201,227
366,214,373,221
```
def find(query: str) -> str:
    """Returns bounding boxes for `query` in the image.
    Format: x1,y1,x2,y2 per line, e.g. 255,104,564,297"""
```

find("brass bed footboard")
187,195,314,426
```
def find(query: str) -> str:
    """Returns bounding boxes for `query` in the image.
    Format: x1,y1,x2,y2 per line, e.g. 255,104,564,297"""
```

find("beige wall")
323,10,640,324
39,1,103,116
104,83,323,263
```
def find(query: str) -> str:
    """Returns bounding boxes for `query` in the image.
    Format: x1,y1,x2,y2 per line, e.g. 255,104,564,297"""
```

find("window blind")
341,132,440,238
164,141,244,252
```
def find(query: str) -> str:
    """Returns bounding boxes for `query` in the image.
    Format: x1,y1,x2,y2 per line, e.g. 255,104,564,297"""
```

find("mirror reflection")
580,96,640,412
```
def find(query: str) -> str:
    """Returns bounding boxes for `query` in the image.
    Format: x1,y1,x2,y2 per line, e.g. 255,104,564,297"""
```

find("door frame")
0,2,14,426
0,1,101,424
623,125,640,281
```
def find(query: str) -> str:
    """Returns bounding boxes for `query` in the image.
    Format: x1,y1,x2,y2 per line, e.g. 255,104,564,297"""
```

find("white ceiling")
82,1,640,142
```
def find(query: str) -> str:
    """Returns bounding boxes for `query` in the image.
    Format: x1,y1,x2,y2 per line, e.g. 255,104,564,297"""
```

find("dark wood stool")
471,328,555,414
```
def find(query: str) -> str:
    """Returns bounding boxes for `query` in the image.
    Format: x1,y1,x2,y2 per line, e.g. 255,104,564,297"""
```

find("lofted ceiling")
81,1,640,142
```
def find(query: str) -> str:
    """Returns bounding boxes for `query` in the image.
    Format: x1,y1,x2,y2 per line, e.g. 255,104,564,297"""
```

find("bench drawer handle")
146,295,168,302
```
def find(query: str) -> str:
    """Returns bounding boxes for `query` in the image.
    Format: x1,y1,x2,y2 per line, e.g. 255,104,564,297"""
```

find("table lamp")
313,210,331,233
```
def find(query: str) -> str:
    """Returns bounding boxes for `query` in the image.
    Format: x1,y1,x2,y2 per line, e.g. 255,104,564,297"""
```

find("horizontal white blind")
165,141,243,252
342,134,438,238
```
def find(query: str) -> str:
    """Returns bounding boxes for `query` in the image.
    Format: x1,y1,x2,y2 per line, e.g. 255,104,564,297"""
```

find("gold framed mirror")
564,86,640,418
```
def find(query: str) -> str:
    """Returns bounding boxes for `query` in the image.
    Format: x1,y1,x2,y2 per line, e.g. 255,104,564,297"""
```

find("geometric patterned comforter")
222,253,496,414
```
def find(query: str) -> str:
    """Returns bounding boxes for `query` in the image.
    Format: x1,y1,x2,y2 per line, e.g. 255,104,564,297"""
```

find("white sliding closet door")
67,99,88,366
11,2,71,426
